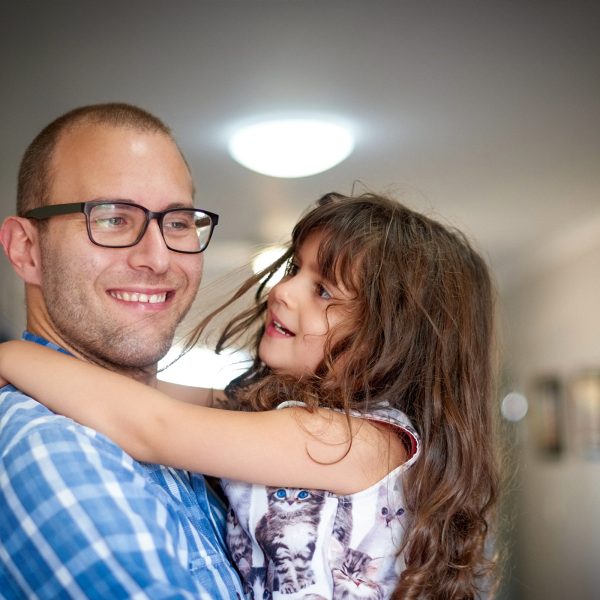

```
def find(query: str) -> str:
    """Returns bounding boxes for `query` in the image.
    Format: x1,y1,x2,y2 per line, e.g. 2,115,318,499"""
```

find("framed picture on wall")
530,376,565,458
570,370,600,460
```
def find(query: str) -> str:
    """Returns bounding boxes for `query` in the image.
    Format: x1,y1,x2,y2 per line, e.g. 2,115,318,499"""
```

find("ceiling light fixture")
228,118,354,178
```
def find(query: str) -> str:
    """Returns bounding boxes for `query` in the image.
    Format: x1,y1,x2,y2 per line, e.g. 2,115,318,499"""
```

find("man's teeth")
273,320,292,336
110,291,167,304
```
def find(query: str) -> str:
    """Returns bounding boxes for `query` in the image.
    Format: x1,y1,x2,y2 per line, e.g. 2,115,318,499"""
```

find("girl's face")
259,232,353,377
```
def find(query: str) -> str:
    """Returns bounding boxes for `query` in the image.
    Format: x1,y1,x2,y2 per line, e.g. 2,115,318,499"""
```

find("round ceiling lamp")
228,118,354,178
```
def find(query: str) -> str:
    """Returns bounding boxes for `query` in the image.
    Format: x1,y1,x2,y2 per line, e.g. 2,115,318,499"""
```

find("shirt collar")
22,331,72,355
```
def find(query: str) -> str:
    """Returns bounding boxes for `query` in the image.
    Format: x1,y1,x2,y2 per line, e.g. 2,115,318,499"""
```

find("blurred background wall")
501,225,600,599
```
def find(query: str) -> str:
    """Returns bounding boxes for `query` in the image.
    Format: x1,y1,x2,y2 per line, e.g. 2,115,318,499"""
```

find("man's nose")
127,219,171,273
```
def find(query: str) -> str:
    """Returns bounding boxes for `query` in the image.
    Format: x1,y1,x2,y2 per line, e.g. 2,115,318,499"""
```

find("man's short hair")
17,103,174,216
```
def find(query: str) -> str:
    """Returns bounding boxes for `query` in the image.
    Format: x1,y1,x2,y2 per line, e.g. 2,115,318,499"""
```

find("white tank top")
221,403,421,599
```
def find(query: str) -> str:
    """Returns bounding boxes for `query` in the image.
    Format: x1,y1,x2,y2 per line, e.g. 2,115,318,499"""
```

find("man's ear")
0,216,43,285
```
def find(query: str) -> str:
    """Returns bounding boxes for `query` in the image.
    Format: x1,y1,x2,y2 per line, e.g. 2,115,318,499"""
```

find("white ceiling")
1,0,599,334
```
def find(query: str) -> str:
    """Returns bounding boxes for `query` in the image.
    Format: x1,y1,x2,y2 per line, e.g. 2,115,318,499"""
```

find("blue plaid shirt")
0,333,243,599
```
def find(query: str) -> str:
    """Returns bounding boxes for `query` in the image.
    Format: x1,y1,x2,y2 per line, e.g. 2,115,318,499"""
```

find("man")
0,104,244,598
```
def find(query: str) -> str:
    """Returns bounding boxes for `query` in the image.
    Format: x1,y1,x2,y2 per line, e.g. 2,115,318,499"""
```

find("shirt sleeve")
0,401,220,599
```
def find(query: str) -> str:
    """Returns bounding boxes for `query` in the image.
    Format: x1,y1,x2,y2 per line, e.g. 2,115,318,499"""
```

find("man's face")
33,123,203,373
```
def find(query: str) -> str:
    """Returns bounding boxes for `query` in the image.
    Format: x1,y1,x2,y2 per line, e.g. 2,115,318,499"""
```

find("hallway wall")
501,229,600,600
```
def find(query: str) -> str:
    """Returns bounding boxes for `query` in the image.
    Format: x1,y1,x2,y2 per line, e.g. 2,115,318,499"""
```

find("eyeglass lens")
89,203,213,252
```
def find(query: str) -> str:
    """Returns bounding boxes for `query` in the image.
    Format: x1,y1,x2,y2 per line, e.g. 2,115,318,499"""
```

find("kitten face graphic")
256,487,327,594
270,488,320,516
355,483,406,587
372,484,405,541
244,566,272,600
332,547,384,600
379,503,405,527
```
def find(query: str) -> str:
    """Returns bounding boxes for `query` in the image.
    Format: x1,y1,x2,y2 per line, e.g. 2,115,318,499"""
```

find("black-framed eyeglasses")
24,201,219,254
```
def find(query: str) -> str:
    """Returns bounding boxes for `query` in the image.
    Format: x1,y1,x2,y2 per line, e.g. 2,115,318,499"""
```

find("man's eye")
95,216,126,228
164,219,192,231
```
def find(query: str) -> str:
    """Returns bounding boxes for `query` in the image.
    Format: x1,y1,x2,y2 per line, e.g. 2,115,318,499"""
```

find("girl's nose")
270,276,296,307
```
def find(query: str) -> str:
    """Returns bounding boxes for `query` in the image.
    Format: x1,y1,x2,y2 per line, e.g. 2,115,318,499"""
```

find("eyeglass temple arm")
25,202,86,219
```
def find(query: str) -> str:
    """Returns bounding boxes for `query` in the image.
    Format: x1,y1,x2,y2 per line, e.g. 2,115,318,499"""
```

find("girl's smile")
265,311,295,338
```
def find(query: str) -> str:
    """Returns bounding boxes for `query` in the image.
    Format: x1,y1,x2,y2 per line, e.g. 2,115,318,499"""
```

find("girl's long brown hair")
185,192,499,598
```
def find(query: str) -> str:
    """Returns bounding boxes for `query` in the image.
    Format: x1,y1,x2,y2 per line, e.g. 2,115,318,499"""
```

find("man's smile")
108,289,174,306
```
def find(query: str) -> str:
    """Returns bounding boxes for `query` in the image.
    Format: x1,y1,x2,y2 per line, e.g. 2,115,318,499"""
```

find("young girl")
0,192,499,599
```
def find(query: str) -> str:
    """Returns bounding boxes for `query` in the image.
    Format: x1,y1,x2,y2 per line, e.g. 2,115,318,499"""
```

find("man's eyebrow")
91,199,195,209
165,201,195,209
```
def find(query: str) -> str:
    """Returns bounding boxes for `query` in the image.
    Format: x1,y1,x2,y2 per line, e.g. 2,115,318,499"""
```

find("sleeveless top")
221,403,421,599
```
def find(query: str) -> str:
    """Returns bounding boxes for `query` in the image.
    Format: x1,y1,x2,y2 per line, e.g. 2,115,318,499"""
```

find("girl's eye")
317,283,332,300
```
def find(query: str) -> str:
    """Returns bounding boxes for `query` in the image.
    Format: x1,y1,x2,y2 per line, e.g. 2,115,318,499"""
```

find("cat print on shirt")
333,496,353,547
243,566,273,600
227,505,254,578
358,482,406,582
331,544,384,600
256,487,327,594
224,482,254,579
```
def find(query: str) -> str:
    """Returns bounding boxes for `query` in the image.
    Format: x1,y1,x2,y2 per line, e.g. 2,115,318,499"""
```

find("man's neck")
90,356,158,387
25,327,158,387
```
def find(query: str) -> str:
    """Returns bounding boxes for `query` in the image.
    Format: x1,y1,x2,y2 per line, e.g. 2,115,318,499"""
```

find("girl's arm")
156,380,225,407
0,340,406,495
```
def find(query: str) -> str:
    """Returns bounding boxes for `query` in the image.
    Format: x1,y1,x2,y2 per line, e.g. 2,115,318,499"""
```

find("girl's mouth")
272,319,294,336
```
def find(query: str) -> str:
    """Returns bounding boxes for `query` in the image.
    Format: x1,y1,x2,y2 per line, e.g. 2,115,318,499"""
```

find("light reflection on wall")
501,391,529,422
158,345,252,390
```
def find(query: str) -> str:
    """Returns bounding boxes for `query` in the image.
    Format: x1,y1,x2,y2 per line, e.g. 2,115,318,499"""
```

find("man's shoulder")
0,393,241,599
1,384,64,432
1,332,94,450
0,386,200,499
0,384,168,521
0,385,120,462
